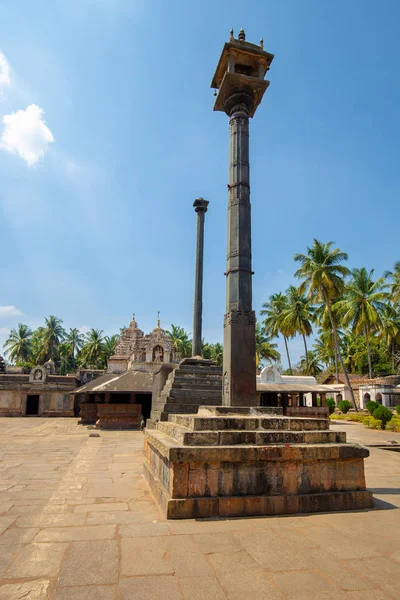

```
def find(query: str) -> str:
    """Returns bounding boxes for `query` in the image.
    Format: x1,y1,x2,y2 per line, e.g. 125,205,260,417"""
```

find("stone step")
169,388,222,399
176,365,223,374
156,421,345,446
172,374,222,383
166,396,222,405
169,415,329,432
171,379,222,388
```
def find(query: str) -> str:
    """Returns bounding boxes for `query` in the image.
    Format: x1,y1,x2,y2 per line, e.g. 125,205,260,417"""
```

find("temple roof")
72,370,152,394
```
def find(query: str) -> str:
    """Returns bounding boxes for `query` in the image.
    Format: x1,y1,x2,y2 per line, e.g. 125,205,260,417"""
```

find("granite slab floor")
0,418,399,599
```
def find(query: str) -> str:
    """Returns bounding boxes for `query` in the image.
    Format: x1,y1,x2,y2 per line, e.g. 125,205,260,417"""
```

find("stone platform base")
143,406,373,519
143,461,373,519
96,404,142,430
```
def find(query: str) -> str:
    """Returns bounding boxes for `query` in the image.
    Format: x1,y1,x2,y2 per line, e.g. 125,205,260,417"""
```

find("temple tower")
211,29,274,406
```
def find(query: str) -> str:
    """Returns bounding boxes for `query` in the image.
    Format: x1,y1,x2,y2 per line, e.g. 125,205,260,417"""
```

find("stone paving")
0,418,399,599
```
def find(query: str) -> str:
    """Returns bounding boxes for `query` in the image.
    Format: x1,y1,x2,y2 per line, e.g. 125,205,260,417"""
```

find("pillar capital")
193,197,209,213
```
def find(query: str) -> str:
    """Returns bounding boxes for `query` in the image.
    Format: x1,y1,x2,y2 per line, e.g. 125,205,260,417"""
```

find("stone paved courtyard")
0,419,399,599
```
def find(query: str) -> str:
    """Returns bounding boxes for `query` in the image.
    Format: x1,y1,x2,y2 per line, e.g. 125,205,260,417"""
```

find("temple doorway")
26,395,40,416
137,393,152,422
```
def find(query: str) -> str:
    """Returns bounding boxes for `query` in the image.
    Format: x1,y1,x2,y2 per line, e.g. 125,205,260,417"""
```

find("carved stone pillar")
192,198,209,357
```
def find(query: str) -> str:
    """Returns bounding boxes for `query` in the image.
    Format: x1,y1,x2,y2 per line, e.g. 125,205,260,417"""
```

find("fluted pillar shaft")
223,106,256,406
192,198,209,357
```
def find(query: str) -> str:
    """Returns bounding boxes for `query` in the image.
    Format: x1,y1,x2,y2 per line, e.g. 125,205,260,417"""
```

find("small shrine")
74,313,180,428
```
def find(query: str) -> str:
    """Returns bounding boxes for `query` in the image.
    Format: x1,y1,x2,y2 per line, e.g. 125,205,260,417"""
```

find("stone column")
192,198,209,357
223,104,256,406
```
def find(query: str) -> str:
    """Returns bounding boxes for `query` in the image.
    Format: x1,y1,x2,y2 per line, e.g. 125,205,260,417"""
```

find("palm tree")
103,335,119,361
314,303,343,383
299,351,323,377
280,286,314,371
376,304,400,373
202,342,223,366
384,261,400,306
80,329,105,367
58,342,75,375
65,328,85,358
165,325,192,358
260,292,293,374
3,324,32,363
39,316,66,362
294,239,357,410
335,268,388,378
255,322,281,369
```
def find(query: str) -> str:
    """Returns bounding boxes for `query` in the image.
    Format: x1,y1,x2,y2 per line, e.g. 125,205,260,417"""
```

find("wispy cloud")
0,305,23,319
0,104,55,166
78,325,90,334
0,52,11,87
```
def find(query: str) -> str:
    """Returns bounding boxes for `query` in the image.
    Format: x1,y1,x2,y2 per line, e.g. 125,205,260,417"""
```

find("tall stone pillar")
192,198,209,357
211,29,274,406
223,104,256,405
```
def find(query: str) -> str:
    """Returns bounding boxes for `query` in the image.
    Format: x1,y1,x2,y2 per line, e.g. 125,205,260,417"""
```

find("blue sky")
1,0,399,367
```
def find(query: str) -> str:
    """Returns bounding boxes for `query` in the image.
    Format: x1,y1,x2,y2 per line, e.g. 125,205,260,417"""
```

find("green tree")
299,350,323,377
335,268,388,378
202,342,223,367
280,285,314,372
377,304,400,372
65,328,85,358
294,239,357,410
34,316,66,363
3,324,32,363
385,261,400,306
165,325,192,358
101,334,119,368
260,292,293,374
255,322,281,369
80,329,105,368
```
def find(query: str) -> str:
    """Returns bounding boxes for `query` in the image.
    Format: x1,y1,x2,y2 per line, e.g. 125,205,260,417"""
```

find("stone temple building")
0,357,103,417
72,315,181,425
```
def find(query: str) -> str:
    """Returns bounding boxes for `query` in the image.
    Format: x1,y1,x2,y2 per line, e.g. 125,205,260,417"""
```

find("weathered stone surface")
144,407,372,519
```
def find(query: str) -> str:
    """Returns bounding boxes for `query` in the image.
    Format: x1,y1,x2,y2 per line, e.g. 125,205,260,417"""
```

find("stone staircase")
148,358,223,425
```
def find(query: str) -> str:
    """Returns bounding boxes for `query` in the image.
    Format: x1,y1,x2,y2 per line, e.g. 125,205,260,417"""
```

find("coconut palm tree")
165,325,192,358
103,335,119,362
299,351,323,377
255,322,281,369
376,304,400,373
80,329,105,367
3,324,32,363
314,303,343,383
260,292,293,374
202,341,223,366
294,239,357,410
280,286,314,372
384,261,400,306
38,316,66,362
335,268,388,378
65,328,85,358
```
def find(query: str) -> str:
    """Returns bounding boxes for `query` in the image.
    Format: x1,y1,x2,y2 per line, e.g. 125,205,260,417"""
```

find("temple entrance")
136,393,152,422
110,393,130,404
26,395,40,416
376,393,383,405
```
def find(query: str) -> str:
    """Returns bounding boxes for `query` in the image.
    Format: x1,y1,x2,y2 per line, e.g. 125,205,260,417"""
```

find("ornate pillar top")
193,197,209,213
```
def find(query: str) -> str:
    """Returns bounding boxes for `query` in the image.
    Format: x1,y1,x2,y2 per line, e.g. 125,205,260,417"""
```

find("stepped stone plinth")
143,406,373,519
148,358,223,427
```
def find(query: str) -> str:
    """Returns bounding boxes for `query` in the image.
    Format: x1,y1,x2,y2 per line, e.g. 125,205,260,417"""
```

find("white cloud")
0,52,11,87
78,325,90,334
0,305,23,319
0,104,54,166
